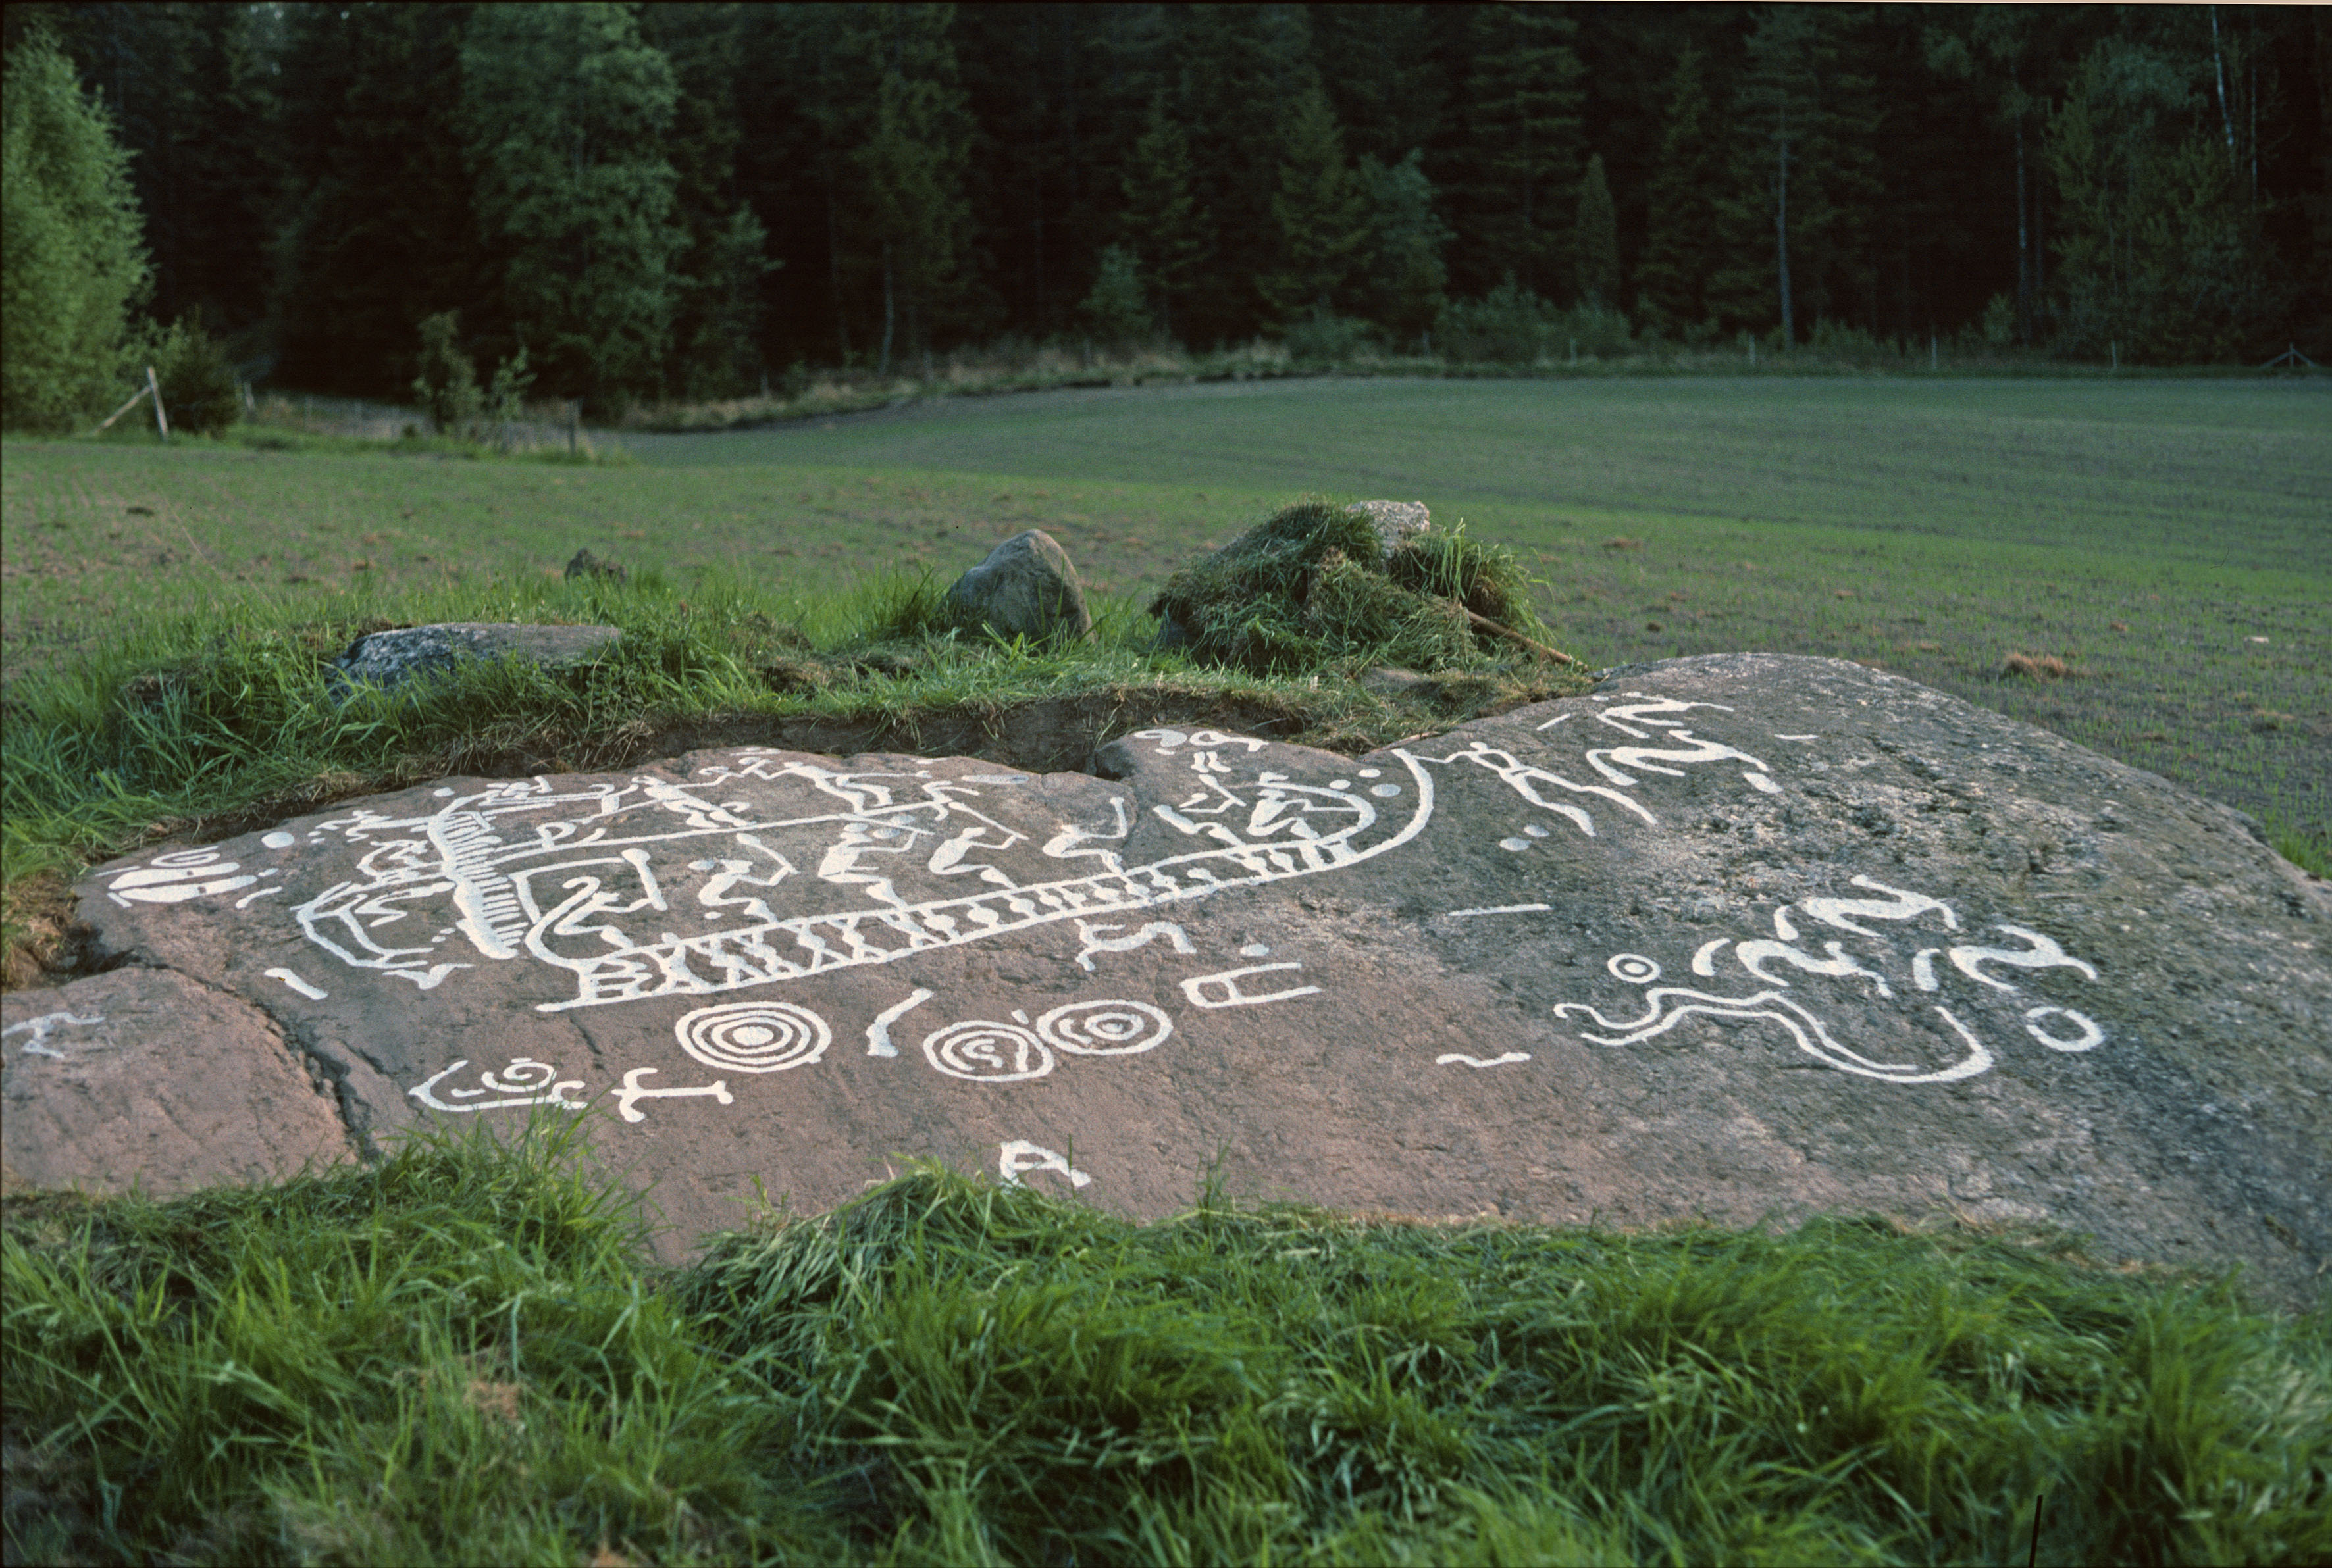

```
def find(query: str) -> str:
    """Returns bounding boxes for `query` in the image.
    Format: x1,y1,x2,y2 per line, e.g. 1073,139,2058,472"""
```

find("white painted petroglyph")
1949,926,2101,991
1500,838,1532,851
1574,693,1782,797
1241,942,1272,956
107,848,259,905
263,831,296,849
1557,878,2105,1084
1534,713,1575,729
1774,734,1819,742
614,1066,735,1122
2023,1006,2104,1052
675,1000,832,1072
1181,963,1323,1010
236,743,1434,1012
1445,903,1551,919
1000,1140,1093,1188
1438,1051,1532,1067
1557,985,1994,1084
865,988,935,1057
263,967,328,999
1074,918,1195,971
409,1057,588,1113
1798,876,1960,938
1038,999,1172,1056
4,1011,103,1059
1415,739,1651,837
925,1019,1055,1082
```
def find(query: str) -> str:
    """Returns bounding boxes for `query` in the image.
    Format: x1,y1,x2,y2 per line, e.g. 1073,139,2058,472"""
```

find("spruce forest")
7,1,2327,409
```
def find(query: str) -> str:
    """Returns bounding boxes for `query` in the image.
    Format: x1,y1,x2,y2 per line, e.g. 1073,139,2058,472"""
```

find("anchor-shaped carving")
613,1065,735,1123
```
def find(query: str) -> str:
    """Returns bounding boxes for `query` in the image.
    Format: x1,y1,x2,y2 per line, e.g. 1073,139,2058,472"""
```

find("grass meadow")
3,377,2328,1563
6,377,2324,847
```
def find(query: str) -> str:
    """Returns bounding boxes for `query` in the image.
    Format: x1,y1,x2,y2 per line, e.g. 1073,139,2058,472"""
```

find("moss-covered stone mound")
1148,497,1545,674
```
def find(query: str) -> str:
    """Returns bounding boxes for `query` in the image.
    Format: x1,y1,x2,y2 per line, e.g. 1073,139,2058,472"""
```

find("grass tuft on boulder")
1149,496,1545,674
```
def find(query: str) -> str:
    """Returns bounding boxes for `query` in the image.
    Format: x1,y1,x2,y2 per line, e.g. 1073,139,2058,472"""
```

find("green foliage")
1575,153,1619,309
1634,45,1721,338
1119,96,1212,343
1282,312,1379,363
1436,278,1558,365
1450,5,1585,302
0,29,149,432
147,315,243,436
2046,36,2290,363
1262,82,1368,324
410,310,483,435
459,3,688,403
7,1136,2325,1565
270,2,482,397
1356,149,1452,344
1147,497,1536,675
1079,243,1152,350
847,7,973,376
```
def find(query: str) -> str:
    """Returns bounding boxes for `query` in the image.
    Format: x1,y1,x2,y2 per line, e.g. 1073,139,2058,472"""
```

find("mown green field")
6,377,2324,840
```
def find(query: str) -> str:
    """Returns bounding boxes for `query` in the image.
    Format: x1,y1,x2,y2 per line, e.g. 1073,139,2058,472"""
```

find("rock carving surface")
11,655,2326,1300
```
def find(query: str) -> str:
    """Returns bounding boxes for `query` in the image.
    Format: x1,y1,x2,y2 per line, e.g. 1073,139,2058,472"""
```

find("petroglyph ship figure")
282,735,1436,1012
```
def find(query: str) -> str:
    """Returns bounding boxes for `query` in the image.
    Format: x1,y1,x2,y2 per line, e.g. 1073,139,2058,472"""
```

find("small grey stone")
945,529,1092,644
1354,499,1430,558
1360,666,1432,698
334,622,621,693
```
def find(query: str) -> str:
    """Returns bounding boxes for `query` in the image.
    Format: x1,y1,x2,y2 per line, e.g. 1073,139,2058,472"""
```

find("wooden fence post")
146,365,170,442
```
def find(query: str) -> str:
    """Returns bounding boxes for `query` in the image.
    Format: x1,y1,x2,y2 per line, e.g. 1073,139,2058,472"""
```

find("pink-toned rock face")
13,656,2327,1302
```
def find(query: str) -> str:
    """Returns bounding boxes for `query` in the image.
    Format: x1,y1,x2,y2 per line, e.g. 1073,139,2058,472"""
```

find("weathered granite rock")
946,530,1093,644
3,967,353,1196
334,622,622,691
28,655,2329,1301
1354,498,1430,558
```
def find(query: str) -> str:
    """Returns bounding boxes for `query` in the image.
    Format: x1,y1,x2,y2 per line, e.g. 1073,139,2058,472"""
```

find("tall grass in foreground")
4,1122,2323,1565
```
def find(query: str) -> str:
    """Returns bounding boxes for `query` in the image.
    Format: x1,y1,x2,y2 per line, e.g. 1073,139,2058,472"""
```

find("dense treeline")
5,3,2326,412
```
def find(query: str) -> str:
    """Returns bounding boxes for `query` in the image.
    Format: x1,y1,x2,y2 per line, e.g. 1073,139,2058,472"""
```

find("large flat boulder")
30,655,2328,1300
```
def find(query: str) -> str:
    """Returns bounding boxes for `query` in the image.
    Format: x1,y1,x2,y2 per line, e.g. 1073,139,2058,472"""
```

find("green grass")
6,378,2323,843
6,1125,2325,1567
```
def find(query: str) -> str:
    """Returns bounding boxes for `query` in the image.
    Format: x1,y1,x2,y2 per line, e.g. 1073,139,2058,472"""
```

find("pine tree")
1357,149,1451,343
272,2,488,395
1118,97,1210,342
1262,82,1367,324
1634,44,1719,337
853,32,972,376
1709,4,1827,343
642,3,777,397
1,28,149,430
1575,153,1619,309
2046,34,2285,361
1450,5,1584,301
1173,4,1316,343
459,3,687,403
